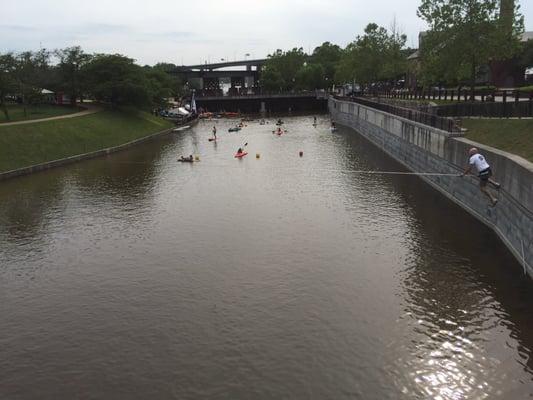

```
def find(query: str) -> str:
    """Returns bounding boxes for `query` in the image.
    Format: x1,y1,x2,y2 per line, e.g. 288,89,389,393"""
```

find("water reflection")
329,127,533,398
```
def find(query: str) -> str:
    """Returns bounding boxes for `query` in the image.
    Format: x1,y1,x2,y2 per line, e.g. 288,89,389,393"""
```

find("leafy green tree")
55,46,92,106
335,23,406,87
295,63,326,90
83,54,151,108
261,48,307,91
0,53,17,120
144,66,181,107
417,0,524,96
12,51,45,115
260,65,284,92
311,42,343,84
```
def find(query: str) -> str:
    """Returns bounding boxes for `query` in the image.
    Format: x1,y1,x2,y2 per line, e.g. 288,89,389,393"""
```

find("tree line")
0,46,182,120
1,0,531,119
261,0,530,95
260,22,410,93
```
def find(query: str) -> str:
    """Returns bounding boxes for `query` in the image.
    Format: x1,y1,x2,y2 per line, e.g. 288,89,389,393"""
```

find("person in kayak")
277,119,283,125
313,116,317,125
236,147,244,155
460,147,501,206
179,155,194,162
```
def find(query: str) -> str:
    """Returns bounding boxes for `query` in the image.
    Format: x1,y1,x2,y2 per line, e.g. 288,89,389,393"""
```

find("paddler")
236,147,243,155
212,126,217,139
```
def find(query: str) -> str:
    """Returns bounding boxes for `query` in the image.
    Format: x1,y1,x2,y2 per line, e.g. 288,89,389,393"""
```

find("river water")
1,117,532,399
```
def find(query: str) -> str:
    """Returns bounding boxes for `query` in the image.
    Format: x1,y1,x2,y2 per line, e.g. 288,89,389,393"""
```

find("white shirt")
469,153,490,172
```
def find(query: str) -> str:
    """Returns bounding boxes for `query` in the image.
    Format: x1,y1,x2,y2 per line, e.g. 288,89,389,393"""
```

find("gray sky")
2,0,532,66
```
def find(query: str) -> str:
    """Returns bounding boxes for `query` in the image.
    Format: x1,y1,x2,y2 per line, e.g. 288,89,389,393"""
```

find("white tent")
167,107,190,116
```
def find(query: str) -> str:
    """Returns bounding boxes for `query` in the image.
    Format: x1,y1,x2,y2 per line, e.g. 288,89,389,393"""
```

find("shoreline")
0,118,197,182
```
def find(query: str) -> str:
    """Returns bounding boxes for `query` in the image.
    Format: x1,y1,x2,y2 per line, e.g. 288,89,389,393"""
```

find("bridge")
175,59,267,71
171,59,268,97
194,91,329,114
171,59,328,113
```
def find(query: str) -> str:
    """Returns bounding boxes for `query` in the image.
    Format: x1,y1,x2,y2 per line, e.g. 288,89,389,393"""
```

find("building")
489,32,533,88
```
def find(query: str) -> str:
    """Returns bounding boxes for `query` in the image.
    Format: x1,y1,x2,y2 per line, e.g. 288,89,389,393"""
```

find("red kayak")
234,151,248,158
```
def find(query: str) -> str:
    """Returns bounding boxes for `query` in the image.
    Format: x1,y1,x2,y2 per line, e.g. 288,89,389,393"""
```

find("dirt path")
0,104,102,127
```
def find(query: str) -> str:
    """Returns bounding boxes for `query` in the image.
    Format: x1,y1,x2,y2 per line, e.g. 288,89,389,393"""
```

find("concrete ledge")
0,124,185,182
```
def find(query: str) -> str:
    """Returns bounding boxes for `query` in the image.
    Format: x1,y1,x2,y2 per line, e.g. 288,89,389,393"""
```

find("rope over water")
339,171,460,176
99,161,462,177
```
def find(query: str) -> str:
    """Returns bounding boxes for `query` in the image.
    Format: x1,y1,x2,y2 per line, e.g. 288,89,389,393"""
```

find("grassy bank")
0,104,84,123
0,109,173,172
462,118,533,163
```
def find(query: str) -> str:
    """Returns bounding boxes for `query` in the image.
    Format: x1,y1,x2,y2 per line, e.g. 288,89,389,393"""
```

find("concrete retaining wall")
329,97,533,277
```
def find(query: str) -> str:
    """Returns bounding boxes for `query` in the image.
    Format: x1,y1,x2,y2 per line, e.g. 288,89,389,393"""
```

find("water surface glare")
1,117,532,399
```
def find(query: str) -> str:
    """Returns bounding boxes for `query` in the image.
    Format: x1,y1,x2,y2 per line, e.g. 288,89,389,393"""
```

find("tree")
144,66,182,107
295,63,325,90
335,23,407,87
417,0,524,96
83,54,152,108
0,53,17,120
260,65,284,92
12,51,45,115
311,42,343,84
261,48,307,91
55,46,92,106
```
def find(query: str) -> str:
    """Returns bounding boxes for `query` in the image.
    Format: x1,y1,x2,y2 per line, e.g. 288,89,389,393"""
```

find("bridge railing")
194,89,328,98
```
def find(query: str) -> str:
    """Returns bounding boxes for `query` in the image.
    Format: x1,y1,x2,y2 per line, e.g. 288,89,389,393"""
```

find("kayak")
208,138,217,142
178,159,194,163
228,127,241,132
234,152,248,158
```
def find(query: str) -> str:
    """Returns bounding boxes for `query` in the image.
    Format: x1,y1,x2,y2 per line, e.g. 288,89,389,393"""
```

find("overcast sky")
2,0,532,66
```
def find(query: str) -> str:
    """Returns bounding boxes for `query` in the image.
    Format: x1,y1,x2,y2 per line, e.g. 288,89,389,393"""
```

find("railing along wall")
335,96,461,133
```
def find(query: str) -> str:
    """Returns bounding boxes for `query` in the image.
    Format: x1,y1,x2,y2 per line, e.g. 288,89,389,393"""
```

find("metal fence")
337,96,461,133
370,89,533,118
430,100,533,118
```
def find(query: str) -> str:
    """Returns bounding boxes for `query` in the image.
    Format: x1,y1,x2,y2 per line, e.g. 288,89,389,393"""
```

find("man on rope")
461,147,501,206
